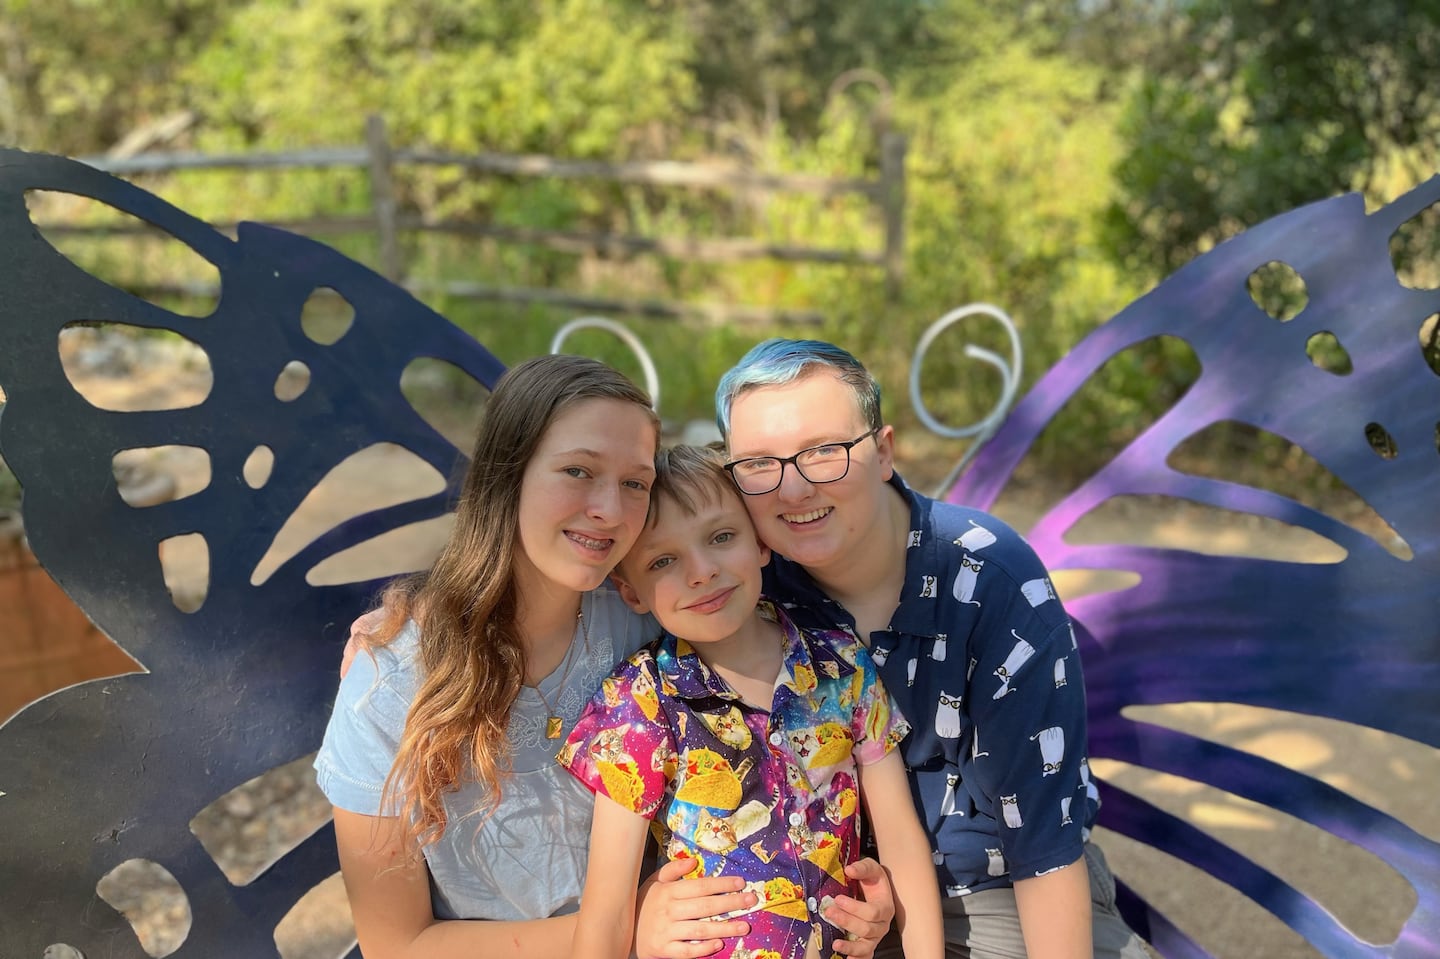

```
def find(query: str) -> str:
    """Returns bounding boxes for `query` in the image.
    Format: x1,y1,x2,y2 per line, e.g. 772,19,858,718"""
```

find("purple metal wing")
947,181,1440,957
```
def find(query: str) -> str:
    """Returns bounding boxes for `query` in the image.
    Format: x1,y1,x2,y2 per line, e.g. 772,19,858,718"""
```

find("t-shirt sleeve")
848,641,910,766
312,626,416,816
589,582,661,660
557,652,675,820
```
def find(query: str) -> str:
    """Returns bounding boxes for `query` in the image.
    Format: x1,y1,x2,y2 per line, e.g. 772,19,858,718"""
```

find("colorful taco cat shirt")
560,600,908,959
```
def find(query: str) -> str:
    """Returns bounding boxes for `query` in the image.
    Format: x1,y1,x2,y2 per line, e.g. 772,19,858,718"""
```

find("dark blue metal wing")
0,148,504,957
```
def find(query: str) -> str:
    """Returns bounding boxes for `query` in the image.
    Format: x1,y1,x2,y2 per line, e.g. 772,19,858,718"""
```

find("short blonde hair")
643,443,736,523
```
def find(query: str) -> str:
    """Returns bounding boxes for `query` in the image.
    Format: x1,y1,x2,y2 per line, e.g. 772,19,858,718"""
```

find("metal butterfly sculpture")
0,147,1436,957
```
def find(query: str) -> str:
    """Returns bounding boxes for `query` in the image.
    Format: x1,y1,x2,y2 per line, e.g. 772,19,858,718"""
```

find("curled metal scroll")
549,315,661,413
907,302,1024,497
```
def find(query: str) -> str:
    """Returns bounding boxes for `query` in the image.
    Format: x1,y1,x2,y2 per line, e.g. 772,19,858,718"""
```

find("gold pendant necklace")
534,604,590,739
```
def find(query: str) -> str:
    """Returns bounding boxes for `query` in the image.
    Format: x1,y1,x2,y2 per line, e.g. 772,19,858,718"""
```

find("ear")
608,571,651,614
756,536,772,569
875,423,896,481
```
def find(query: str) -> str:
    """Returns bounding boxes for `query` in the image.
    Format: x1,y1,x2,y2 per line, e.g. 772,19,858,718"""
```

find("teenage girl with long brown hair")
316,353,893,958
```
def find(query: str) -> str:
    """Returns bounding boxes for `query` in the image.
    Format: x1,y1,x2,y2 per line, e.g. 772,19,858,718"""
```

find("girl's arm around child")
334,808,580,959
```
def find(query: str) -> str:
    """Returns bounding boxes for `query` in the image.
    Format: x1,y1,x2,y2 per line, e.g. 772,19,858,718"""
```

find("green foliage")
0,0,225,152
663,0,932,135
874,20,1147,472
185,0,694,153
14,0,1401,490
150,0,695,249
1107,0,1440,278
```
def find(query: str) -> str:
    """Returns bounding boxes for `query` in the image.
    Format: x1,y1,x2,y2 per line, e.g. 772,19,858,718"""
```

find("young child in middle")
560,444,941,959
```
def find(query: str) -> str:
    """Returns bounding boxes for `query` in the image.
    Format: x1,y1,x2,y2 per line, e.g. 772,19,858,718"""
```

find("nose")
587,481,622,523
775,460,814,502
685,550,718,587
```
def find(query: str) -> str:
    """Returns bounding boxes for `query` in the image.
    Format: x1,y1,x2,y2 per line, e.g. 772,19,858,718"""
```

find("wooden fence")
58,115,907,326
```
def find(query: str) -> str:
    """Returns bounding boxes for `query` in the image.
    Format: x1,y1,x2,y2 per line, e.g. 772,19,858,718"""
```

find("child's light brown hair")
639,443,739,529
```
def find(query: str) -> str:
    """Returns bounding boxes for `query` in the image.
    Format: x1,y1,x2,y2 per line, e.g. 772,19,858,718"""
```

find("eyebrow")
728,433,855,459
549,448,656,473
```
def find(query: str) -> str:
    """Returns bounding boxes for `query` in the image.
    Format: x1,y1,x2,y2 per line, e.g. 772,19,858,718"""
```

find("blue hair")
715,338,883,437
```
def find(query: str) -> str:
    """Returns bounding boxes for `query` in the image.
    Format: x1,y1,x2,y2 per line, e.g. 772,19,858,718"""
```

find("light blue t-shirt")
314,584,657,921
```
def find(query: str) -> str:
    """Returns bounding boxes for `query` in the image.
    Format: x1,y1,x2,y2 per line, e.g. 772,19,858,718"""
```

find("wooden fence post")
880,131,907,302
365,114,403,282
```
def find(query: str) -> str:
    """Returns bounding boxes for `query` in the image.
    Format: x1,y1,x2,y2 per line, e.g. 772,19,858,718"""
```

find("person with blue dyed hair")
715,339,1149,959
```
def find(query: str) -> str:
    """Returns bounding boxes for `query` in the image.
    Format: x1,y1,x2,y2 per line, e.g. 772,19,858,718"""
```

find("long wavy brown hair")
366,353,657,852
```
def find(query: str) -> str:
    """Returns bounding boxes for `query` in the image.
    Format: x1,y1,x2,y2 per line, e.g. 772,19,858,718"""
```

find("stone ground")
11,331,1439,958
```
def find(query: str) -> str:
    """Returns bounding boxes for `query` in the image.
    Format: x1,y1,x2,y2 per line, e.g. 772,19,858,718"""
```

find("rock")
43,945,86,959
113,463,177,508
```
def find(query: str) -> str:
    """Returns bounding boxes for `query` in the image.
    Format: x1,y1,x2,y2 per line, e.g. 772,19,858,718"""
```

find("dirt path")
16,341,1439,959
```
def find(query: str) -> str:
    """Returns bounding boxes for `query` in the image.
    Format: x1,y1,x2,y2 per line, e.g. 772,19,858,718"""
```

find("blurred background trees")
3,0,1435,485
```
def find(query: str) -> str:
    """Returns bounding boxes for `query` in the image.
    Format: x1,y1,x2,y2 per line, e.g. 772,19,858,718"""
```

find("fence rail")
60,115,906,325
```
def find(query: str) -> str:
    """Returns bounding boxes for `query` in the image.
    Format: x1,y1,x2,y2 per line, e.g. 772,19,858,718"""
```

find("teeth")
783,508,831,524
570,533,609,550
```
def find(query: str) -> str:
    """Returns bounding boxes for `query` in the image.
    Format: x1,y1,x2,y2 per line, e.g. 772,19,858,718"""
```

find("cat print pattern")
764,481,1097,896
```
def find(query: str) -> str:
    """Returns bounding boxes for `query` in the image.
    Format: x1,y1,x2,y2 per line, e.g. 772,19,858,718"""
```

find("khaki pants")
875,843,1152,959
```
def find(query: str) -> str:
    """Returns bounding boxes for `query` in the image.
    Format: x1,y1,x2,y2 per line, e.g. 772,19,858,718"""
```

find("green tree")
662,0,932,138
186,0,695,159
172,0,701,267
1106,0,1440,277
0,0,225,154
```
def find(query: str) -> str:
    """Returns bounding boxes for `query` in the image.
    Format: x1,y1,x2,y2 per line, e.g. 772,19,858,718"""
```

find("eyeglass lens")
732,443,853,493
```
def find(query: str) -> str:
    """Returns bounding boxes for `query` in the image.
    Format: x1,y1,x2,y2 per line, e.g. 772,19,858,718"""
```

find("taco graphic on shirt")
630,667,661,722
675,749,745,810
759,875,810,921
597,759,646,812
802,831,847,884
825,784,858,825
808,722,854,768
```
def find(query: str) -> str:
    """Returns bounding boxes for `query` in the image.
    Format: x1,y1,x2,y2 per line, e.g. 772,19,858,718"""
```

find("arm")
958,526,1094,959
824,632,904,957
1014,859,1092,959
857,750,943,959
574,793,652,959
334,807,577,958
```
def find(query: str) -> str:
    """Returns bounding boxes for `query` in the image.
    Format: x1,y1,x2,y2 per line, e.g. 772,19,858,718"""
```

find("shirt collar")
766,471,945,638
654,599,855,707
887,472,949,636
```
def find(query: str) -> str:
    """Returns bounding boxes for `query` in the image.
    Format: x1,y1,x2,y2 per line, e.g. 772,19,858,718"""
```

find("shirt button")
789,812,803,826
769,732,783,746
808,897,818,912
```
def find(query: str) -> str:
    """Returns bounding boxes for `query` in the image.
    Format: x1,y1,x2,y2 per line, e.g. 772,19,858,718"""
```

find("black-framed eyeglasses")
723,427,881,495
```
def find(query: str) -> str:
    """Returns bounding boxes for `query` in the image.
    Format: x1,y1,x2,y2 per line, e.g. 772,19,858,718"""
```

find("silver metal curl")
907,303,1023,497
549,316,661,413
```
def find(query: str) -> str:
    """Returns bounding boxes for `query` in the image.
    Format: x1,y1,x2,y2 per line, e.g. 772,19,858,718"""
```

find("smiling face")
725,368,895,577
613,481,770,646
513,396,658,597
